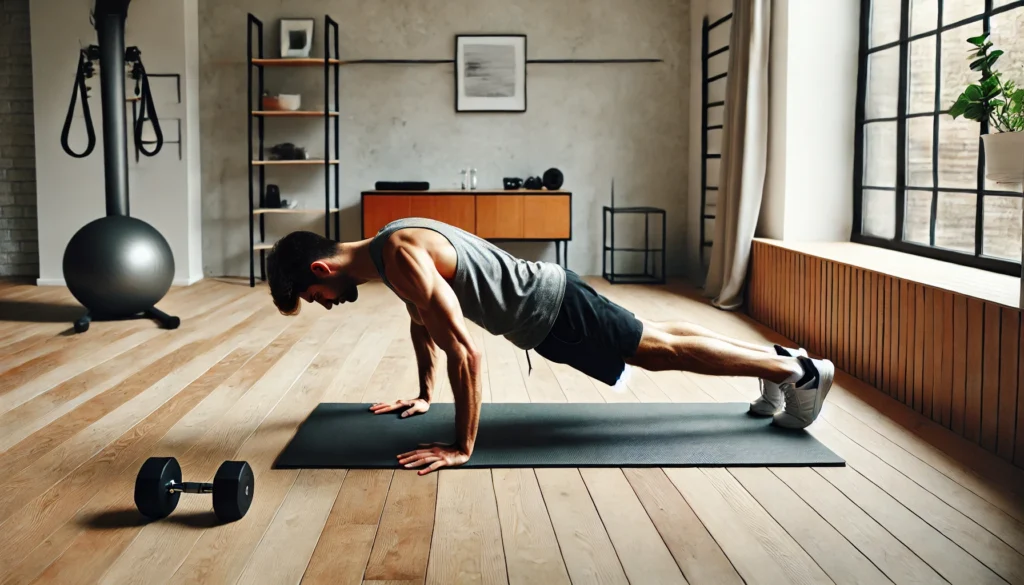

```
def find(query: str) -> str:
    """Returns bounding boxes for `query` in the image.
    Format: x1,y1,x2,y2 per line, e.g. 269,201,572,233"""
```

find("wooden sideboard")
361,190,573,266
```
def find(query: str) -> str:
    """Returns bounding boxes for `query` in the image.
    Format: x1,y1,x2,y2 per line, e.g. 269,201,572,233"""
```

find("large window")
854,0,1024,275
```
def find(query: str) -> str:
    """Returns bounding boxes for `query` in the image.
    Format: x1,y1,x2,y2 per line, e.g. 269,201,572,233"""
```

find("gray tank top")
368,217,566,350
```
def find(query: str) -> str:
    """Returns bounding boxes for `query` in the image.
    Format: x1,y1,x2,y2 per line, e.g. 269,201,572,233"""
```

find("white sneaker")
773,357,834,429
749,345,807,416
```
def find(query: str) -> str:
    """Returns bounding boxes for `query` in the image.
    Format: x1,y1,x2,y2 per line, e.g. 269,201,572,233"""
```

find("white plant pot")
981,131,1024,184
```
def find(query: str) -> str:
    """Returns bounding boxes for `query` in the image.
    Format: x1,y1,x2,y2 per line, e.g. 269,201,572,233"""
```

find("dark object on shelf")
602,180,666,285
265,184,281,208
524,176,543,190
374,181,430,191
58,0,178,335
268,142,308,161
543,168,564,190
503,177,523,190
134,456,255,523
248,14,341,287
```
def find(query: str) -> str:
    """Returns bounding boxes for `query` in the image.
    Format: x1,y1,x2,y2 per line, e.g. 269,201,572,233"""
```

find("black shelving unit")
602,182,666,284
246,14,341,287
700,12,732,268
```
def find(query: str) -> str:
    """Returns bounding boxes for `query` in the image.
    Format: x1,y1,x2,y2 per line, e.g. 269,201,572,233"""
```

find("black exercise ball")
62,215,175,317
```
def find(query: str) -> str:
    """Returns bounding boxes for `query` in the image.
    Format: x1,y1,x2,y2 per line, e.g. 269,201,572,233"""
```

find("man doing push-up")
266,218,834,474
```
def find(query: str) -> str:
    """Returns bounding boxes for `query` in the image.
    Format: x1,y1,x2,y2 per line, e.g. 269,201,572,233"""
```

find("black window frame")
852,0,1024,277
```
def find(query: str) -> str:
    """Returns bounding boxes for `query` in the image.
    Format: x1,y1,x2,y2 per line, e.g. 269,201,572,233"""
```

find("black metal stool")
602,201,666,285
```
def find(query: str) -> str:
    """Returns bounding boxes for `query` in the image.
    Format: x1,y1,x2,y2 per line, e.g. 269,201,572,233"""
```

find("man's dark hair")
266,230,339,314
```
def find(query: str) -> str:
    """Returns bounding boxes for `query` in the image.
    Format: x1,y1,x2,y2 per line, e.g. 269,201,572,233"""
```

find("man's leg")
625,325,800,382
624,326,834,429
639,318,779,354
638,317,808,416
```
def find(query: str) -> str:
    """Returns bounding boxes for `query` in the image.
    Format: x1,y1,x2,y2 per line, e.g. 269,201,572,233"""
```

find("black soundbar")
374,181,430,191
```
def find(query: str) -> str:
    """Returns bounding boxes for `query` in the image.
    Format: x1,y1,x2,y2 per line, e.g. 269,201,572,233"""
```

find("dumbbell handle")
167,480,213,494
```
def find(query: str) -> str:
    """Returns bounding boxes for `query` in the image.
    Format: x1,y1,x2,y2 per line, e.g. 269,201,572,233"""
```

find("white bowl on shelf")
277,94,301,111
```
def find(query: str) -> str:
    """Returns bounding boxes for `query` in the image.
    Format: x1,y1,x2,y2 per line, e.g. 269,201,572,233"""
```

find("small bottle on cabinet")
470,168,478,190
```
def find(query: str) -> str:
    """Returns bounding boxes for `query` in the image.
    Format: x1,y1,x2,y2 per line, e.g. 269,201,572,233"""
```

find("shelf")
251,58,342,67
251,160,340,166
253,208,340,215
252,111,339,117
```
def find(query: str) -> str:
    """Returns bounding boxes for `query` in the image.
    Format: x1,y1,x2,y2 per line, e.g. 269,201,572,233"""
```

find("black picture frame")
455,34,528,113
280,18,315,58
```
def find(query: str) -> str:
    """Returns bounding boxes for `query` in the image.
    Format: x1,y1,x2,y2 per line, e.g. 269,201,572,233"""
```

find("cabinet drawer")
523,195,570,239
363,195,410,237
475,196,524,239
410,195,476,233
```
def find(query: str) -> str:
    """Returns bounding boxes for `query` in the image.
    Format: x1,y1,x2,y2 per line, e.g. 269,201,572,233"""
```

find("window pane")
944,0,984,26
907,116,935,187
905,190,932,245
871,0,903,47
994,0,1018,7
937,115,979,188
911,0,939,36
863,189,896,238
909,38,936,114
983,196,1022,261
865,122,898,187
940,22,984,109
990,8,1024,132
936,192,977,253
867,47,901,118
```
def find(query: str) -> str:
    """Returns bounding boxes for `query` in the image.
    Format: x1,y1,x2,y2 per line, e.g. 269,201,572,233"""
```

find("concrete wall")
199,0,691,279
0,0,37,277
29,0,203,285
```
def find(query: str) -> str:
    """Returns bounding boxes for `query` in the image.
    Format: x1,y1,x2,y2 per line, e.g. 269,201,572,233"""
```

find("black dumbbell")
134,456,254,523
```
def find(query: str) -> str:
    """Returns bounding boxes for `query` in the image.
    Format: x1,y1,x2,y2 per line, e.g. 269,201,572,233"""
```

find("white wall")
30,0,203,285
758,0,860,241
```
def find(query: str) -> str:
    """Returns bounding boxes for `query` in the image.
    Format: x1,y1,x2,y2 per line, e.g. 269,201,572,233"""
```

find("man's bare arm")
408,304,441,402
386,243,482,468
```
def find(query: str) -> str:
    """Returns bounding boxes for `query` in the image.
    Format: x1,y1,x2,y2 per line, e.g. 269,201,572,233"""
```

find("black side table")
602,205,666,284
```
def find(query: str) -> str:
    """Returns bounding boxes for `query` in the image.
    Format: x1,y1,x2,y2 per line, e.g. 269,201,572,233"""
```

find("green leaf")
967,33,990,46
964,102,989,120
986,50,1004,69
965,84,984,101
990,99,1006,108
950,95,970,118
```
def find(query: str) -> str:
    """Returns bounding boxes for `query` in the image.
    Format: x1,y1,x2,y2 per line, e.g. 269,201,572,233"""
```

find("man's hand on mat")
397,442,470,475
369,398,430,418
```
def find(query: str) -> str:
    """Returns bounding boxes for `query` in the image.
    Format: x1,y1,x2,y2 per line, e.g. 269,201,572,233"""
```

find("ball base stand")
73,306,180,334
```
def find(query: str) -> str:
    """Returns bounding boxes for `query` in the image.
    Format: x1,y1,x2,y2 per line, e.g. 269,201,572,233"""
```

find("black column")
93,0,131,217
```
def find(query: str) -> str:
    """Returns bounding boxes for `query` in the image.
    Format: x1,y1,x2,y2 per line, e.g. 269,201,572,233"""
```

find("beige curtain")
704,0,772,310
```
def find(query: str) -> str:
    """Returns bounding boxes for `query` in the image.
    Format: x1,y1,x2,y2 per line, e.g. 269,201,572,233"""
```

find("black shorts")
533,270,644,386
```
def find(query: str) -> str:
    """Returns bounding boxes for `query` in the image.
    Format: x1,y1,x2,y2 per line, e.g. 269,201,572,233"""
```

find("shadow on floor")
0,301,85,323
80,509,221,530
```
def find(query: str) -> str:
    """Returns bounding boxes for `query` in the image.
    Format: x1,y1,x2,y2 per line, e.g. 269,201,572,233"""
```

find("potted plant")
949,33,1024,183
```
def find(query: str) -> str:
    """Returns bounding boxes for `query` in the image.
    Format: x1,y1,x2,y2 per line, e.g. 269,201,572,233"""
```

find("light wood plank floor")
2,276,1023,585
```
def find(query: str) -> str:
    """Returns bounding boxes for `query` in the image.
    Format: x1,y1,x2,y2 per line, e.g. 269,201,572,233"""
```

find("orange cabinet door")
475,196,524,239
363,195,410,237
523,195,570,239
410,195,476,233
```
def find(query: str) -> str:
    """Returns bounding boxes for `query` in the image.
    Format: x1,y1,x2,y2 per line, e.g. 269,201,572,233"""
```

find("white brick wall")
0,0,37,277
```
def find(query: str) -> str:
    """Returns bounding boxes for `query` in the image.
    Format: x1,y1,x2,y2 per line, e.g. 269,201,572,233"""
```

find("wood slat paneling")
748,240,1024,468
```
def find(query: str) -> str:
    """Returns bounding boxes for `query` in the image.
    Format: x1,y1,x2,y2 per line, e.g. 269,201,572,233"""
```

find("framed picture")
280,18,314,58
455,34,527,113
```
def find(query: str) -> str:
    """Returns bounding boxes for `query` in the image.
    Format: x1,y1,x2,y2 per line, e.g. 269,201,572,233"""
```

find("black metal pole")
94,0,131,217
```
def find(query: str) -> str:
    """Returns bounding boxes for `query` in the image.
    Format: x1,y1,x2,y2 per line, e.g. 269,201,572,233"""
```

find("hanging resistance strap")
128,48,163,157
60,47,97,158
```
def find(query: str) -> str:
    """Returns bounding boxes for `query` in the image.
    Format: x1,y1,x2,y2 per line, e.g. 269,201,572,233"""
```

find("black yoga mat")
274,402,845,469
